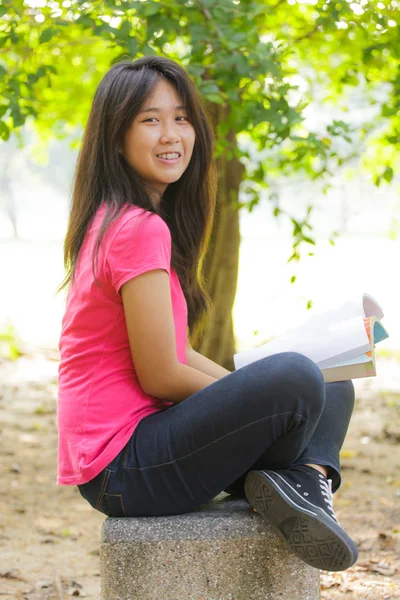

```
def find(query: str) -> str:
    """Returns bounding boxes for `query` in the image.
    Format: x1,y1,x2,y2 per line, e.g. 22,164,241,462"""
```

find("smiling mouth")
156,153,181,160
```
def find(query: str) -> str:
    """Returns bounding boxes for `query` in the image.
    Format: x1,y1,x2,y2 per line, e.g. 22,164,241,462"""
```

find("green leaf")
12,107,25,128
39,29,56,44
383,166,394,183
287,252,299,263
75,14,94,28
290,275,296,283
0,121,10,141
142,2,159,17
119,20,132,39
204,94,225,104
127,36,138,56
142,43,157,56
302,236,315,245
200,83,220,95
187,63,205,77
36,66,47,79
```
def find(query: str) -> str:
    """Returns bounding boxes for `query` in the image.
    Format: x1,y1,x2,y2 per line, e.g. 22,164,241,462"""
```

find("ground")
0,351,399,600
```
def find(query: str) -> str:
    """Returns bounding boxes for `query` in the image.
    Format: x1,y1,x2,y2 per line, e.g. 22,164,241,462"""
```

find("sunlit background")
0,83,398,357
2,4,400,596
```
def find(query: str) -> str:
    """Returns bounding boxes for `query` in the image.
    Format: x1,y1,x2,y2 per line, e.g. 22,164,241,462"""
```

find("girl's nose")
160,135,180,145
159,124,180,144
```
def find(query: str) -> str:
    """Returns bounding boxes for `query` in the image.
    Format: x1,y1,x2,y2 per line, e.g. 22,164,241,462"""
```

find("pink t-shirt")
57,203,188,485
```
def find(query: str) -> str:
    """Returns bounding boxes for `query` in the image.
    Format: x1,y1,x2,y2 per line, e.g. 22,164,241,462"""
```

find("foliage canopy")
1,0,399,239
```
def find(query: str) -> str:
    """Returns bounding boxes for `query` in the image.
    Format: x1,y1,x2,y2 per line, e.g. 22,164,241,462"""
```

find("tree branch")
195,0,226,44
292,24,321,44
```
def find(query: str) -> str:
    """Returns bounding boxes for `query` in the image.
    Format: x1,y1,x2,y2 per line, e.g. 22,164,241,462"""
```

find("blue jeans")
77,352,355,517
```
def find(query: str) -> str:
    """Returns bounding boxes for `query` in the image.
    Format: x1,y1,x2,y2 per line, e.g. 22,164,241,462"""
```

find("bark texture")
197,103,244,372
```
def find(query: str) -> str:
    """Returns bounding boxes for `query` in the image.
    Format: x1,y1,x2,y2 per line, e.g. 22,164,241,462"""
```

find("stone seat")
100,493,320,600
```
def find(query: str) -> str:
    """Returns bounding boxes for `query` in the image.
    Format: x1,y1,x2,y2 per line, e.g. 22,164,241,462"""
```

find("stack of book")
233,293,389,383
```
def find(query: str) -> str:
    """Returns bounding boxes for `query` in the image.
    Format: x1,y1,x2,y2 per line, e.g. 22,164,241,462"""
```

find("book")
233,293,389,383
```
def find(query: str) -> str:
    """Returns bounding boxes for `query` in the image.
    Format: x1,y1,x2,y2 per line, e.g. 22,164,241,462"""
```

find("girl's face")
120,79,196,198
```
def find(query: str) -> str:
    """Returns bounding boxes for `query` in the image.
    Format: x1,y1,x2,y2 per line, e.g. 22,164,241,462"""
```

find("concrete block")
100,494,320,600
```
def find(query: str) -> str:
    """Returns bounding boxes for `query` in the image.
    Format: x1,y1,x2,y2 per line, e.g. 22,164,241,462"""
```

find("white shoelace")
319,476,338,522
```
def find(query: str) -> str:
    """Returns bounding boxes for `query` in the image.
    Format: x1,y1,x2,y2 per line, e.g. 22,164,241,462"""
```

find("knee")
272,351,324,385
259,351,325,410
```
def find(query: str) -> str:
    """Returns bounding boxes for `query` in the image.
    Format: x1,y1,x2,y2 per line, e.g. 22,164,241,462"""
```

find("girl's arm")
186,347,231,380
121,269,220,404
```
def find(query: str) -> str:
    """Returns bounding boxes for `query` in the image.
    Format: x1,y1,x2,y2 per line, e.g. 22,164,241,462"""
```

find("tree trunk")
197,103,244,372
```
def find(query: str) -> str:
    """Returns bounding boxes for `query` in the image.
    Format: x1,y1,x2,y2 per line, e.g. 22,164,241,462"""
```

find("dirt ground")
0,350,399,600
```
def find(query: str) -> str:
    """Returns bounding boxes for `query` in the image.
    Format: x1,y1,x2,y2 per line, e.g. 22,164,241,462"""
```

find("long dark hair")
57,56,217,345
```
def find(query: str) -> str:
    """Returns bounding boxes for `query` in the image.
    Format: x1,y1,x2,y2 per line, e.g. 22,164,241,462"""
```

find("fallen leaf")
371,566,396,576
36,580,53,589
0,569,26,581
379,496,395,507
320,581,341,590
333,498,352,507
377,532,395,550
340,449,357,458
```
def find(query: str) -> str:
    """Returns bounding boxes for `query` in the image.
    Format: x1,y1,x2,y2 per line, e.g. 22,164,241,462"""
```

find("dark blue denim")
77,352,355,517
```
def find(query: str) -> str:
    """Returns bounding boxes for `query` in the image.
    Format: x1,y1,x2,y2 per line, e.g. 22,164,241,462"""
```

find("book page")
323,353,371,369
301,293,383,331
234,315,371,370
363,293,384,320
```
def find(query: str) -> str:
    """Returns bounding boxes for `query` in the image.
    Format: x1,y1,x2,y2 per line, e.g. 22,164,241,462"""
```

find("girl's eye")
143,116,188,123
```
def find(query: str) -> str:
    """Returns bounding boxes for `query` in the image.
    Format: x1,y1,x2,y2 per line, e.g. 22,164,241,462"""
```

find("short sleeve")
106,213,172,293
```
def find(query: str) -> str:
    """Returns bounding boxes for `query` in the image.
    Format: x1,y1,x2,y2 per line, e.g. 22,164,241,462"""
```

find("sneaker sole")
244,470,358,572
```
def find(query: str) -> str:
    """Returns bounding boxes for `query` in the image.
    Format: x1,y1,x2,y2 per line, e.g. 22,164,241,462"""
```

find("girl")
57,56,358,572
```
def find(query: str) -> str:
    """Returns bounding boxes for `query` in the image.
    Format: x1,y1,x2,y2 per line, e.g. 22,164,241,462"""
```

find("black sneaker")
244,465,358,572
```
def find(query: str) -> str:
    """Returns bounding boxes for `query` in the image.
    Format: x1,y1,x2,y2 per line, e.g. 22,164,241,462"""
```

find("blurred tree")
0,145,18,237
0,0,398,368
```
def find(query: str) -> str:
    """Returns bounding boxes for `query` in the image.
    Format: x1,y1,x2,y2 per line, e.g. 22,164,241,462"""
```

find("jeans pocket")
104,493,126,517
88,470,126,517
94,469,112,515
78,469,112,517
